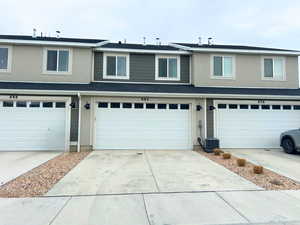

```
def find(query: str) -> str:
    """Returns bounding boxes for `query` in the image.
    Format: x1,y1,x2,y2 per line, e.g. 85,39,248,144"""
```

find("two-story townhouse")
0,34,300,152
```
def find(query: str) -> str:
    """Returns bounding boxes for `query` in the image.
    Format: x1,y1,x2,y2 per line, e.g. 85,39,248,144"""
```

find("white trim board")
169,43,300,56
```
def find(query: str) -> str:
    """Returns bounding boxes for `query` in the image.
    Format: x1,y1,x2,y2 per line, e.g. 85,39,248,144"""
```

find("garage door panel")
0,100,67,151
216,102,300,148
94,102,191,150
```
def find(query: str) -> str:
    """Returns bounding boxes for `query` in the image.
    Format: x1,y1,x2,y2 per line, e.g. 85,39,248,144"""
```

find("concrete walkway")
47,150,259,196
0,151,60,186
226,148,300,183
1,190,300,225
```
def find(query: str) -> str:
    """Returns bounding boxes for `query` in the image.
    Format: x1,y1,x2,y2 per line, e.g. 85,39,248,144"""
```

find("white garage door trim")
0,96,71,151
214,100,300,148
92,99,193,150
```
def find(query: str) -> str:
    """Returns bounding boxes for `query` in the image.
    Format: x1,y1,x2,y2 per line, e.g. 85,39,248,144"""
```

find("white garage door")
0,100,68,151
215,101,300,148
94,102,192,150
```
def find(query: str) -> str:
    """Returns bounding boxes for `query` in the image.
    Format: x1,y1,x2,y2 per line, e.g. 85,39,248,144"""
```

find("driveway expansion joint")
144,150,161,192
215,191,251,223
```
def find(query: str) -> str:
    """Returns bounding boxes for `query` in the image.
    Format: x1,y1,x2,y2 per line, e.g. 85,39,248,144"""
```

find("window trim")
210,54,235,79
155,55,181,81
261,56,286,81
103,52,130,80
43,47,73,75
0,45,12,73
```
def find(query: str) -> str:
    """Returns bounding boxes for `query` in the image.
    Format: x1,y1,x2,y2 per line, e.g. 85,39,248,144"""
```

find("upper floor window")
262,57,285,80
103,53,129,79
155,55,180,80
43,48,72,74
0,46,12,73
212,55,234,78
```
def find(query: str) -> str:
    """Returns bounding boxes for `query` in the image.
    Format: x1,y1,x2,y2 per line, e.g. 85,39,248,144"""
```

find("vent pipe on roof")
198,37,202,46
56,30,61,38
124,38,127,44
32,28,37,38
208,37,213,45
143,37,146,45
156,37,161,45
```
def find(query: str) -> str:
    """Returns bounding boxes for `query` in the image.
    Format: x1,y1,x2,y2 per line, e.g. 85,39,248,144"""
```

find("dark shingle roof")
100,43,180,51
0,82,300,97
0,35,106,44
174,43,299,52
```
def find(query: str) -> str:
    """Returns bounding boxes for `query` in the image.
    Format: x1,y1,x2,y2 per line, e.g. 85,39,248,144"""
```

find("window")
29,102,40,108
263,57,285,80
110,103,120,108
218,104,226,109
261,105,270,110
134,103,144,109
146,103,155,109
180,104,189,110
229,104,238,109
240,104,249,109
169,104,178,109
43,102,53,108
123,103,132,108
98,102,108,108
158,104,167,109
44,48,71,74
56,102,66,108
212,55,234,78
272,105,281,110
3,101,13,107
156,56,180,80
16,101,27,107
0,46,11,72
251,105,259,109
294,105,300,110
283,105,291,110
103,54,129,79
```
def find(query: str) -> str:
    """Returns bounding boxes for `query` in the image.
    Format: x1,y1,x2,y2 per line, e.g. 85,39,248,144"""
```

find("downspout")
77,92,81,152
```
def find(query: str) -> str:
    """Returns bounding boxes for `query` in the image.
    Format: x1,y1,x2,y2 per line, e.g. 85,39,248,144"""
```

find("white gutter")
77,92,81,152
169,43,300,56
0,39,109,48
94,47,191,55
1,89,300,100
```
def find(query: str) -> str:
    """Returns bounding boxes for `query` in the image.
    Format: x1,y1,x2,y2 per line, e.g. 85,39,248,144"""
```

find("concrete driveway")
47,150,259,196
0,152,61,186
227,148,300,183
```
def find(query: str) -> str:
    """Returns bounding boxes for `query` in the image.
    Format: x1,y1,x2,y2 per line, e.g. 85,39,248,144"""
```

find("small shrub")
222,153,231,159
269,179,283,186
253,165,264,174
213,148,222,156
237,158,246,167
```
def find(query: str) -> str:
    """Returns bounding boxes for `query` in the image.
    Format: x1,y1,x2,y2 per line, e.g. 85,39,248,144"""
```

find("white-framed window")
103,53,129,79
43,48,72,74
155,55,180,80
262,57,285,80
0,45,12,73
211,55,235,79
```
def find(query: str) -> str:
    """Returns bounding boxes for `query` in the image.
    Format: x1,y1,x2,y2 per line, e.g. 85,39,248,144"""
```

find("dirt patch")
0,152,90,198
197,150,300,190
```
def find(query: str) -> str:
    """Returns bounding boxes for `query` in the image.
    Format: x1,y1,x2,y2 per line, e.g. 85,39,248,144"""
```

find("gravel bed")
0,152,90,198
197,150,300,190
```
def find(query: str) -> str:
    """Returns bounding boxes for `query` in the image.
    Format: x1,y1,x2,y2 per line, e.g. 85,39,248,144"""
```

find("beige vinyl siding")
192,53,299,88
0,45,92,83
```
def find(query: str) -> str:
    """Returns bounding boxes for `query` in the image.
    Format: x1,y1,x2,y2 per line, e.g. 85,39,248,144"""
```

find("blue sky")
1,0,300,50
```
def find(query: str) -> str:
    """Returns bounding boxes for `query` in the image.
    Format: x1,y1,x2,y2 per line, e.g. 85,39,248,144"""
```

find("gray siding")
94,52,190,83
94,52,103,81
206,99,214,138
